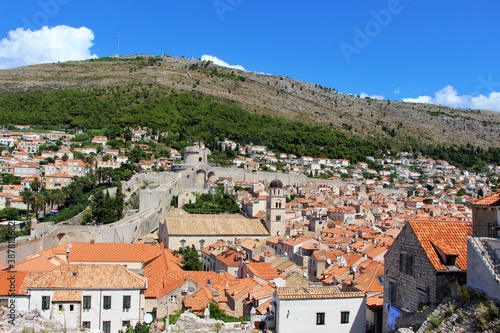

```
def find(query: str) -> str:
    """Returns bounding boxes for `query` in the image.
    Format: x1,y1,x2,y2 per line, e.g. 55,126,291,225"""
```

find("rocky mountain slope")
0,55,499,149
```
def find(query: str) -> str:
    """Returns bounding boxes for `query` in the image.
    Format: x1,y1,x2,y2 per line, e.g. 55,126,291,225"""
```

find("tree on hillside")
30,177,42,193
89,188,125,225
20,187,35,216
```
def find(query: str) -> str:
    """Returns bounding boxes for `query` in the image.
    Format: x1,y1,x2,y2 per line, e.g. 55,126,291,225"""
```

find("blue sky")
1,0,500,110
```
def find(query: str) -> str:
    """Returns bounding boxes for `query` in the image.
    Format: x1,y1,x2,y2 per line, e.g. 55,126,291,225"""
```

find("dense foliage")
174,245,203,271
0,86,498,170
89,186,124,225
206,303,250,322
182,192,239,214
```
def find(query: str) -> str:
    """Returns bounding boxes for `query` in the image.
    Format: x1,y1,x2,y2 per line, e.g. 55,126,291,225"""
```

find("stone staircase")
480,238,500,283
470,237,500,284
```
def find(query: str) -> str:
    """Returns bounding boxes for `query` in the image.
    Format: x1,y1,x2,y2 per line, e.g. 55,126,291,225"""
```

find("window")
389,281,397,303
122,321,130,327
169,295,177,303
340,311,350,324
82,322,90,329
123,295,131,310
199,240,205,250
276,215,281,221
102,321,111,333
41,296,50,310
69,304,74,312
83,295,91,310
180,240,186,248
103,296,111,310
58,304,64,312
316,312,325,325
399,253,414,276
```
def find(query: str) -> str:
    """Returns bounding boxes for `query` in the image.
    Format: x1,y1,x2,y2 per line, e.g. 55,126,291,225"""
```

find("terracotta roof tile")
184,288,210,311
255,298,273,315
366,293,384,309
14,255,60,272
52,290,82,302
65,242,163,263
0,271,27,295
215,249,244,267
471,192,500,206
28,264,146,290
226,277,259,300
248,262,281,281
276,286,365,300
346,263,384,293
409,220,472,271
162,213,269,236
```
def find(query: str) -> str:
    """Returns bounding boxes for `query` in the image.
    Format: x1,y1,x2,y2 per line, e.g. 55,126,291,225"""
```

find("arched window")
276,201,282,208
276,215,281,221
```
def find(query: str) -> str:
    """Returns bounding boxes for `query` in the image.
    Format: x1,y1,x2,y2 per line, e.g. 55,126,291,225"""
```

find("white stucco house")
27,264,146,333
272,286,366,333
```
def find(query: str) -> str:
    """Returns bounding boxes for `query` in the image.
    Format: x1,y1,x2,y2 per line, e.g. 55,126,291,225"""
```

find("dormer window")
431,240,459,268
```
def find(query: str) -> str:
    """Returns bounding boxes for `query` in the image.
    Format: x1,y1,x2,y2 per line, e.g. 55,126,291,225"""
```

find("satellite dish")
327,258,332,265
144,313,153,324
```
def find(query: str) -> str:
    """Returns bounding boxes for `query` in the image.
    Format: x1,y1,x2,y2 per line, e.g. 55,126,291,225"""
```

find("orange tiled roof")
276,286,365,300
255,298,273,315
347,263,384,293
28,264,146,289
471,192,500,206
226,277,259,300
52,290,82,302
143,249,183,298
319,265,350,283
409,220,472,271
65,242,163,263
215,249,244,267
184,288,210,311
366,292,384,309
14,255,60,272
366,246,388,260
248,262,281,281
0,271,27,295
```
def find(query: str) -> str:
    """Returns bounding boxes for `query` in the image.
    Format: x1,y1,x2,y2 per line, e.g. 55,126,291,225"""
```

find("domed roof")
270,179,283,189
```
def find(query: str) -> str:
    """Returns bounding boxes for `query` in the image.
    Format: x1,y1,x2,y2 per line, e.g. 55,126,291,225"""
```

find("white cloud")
402,85,500,111
360,92,384,100
393,88,400,94
200,54,245,71
0,25,96,69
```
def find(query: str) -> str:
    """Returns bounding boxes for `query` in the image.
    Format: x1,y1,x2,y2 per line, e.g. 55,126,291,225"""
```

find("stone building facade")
382,219,472,332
